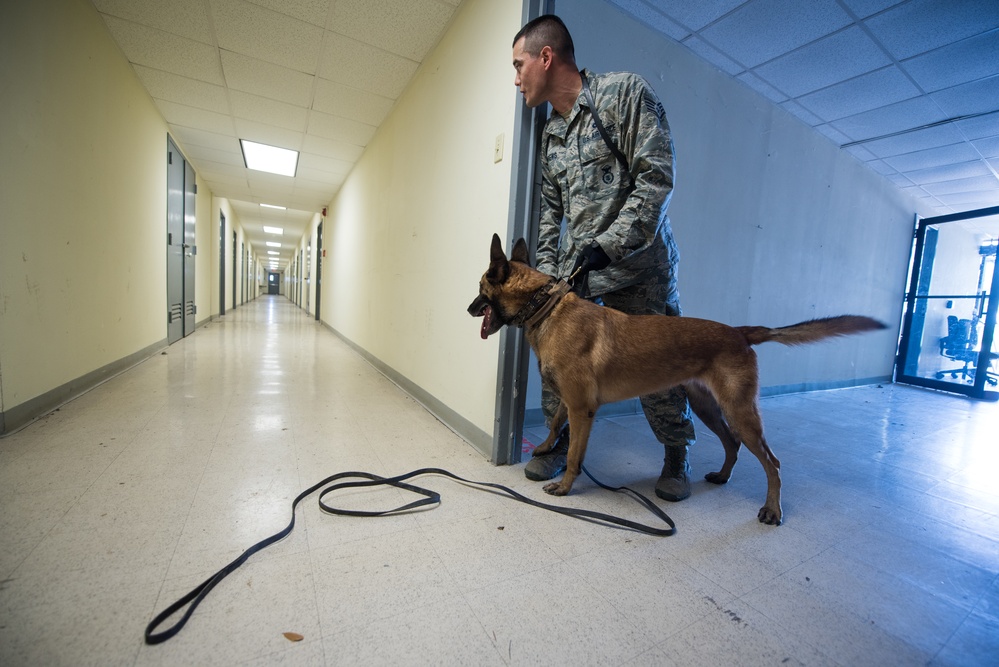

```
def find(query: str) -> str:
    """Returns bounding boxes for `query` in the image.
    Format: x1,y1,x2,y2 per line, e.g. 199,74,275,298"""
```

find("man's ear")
511,238,530,265
540,45,553,70
487,233,510,284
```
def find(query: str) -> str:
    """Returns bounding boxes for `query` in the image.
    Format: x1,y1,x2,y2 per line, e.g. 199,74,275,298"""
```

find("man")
512,15,696,502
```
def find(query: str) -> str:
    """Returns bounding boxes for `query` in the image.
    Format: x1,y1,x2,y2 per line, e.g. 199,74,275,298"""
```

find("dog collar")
511,279,572,328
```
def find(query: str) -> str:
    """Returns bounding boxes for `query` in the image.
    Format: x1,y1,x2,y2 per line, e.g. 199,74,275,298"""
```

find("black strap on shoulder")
580,71,633,188
144,465,674,644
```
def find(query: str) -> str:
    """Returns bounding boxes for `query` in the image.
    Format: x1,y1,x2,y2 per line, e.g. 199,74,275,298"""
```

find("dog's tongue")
480,305,493,340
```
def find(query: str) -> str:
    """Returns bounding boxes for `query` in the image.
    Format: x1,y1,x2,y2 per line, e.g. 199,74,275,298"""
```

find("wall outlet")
494,133,504,163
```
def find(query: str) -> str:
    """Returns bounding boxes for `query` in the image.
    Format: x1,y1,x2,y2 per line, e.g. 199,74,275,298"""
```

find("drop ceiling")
91,0,999,270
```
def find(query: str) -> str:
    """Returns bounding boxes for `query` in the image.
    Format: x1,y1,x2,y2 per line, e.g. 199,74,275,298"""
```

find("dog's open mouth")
479,305,493,340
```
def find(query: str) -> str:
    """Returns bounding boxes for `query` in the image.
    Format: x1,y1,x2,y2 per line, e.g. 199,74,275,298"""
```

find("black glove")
569,242,611,296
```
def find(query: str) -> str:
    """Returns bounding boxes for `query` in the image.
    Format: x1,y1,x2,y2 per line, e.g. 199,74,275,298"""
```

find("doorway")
219,211,226,316
896,206,999,400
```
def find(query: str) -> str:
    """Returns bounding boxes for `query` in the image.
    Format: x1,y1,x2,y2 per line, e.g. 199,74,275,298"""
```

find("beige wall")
1,0,172,417
322,0,522,445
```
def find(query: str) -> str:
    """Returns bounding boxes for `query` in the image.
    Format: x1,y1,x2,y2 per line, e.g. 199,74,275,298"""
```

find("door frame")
895,205,999,400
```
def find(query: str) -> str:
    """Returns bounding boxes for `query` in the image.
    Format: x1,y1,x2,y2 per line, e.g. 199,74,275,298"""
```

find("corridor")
1,296,996,665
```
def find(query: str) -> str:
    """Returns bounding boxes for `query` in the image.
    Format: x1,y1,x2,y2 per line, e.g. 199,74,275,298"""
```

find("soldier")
512,14,696,501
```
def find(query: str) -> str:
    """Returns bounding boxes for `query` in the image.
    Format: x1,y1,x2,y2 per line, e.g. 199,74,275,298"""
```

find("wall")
0,0,177,430
322,0,523,451
520,0,922,409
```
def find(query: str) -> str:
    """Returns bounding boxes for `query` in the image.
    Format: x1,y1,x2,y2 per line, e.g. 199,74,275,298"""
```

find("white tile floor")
1,296,997,666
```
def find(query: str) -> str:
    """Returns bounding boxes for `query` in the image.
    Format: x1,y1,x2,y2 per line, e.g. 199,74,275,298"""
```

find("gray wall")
525,0,922,425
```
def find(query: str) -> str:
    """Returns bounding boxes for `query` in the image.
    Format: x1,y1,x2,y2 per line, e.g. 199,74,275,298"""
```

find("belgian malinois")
468,234,886,525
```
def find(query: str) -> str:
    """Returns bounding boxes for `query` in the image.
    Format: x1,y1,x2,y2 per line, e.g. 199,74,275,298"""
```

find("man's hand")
569,242,611,296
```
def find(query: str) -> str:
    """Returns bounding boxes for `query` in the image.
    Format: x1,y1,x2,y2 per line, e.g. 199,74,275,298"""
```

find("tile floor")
1,296,997,666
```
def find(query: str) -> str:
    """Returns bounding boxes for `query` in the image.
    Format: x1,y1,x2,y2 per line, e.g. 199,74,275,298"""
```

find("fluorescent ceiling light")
266,242,281,248
267,251,279,255
263,226,283,235
260,203,286,210
240,139,299,177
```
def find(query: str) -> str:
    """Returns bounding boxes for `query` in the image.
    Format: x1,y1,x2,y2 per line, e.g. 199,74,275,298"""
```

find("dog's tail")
738,315,887,347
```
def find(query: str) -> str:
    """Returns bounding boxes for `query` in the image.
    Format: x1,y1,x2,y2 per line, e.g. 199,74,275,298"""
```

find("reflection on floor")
1,296,996,665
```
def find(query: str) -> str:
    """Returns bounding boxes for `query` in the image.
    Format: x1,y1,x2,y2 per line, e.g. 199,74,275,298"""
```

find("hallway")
1,296,996,665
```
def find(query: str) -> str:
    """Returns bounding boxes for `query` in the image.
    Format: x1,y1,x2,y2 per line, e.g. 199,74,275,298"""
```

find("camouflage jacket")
537,69,679,296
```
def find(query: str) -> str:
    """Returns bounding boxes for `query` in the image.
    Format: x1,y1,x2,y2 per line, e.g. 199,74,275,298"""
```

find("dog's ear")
487,233,510,284
510,238,530,265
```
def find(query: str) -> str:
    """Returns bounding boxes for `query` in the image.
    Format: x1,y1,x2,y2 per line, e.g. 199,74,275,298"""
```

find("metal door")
183,160,197,336
166,137,185,344
896,206,999,400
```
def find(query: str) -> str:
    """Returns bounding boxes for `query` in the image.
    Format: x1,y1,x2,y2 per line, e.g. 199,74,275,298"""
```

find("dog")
468,234,886,525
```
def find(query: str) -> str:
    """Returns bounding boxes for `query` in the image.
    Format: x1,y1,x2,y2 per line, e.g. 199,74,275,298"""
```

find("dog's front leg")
533,401,568,456
543,406,595,496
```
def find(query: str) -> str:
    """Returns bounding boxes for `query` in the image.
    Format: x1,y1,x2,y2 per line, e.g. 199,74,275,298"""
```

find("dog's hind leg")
543,405,595,496
710,373,783,525
533,400,568,456
685,382,741,485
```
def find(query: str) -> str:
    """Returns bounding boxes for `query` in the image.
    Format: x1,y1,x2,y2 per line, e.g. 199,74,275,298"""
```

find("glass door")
896,206,999,400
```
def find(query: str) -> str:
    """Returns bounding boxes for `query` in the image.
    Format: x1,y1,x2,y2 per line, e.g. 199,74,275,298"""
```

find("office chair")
937,315,998,386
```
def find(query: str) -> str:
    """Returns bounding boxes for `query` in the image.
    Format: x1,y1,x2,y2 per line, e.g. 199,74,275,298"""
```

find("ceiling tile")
644,0,746,31
243,0,331,28
605,0,688,40
864,0,999,60
182,143,246,168
861,123,968,158
210,0,324,74
754,26,891,97
882,142,982,172
780,100,823,126
313,80,395,126
220,51,315,107
317,34,417,99
307,111,376,146
796,66,920,122
156,100,234,135
301,135,365,163
681,36,744,75
737,72,787,103
169,126,241,153
904,160,993,184
920,172,998,195
233,119,304,151
814,124,855,144
229,90,309,132
101,15,223,84
930,75,999,118
298,152,353,176
330,0,457,61
699,0,852,68
92,0,213,43
902,29,999,93
838,0,906,19
954,113,999,141
829,95,947,142
972,137,999,159
133,65,229,114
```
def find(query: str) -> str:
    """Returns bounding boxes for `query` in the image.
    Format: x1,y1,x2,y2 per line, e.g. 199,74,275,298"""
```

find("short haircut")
513,14,575,62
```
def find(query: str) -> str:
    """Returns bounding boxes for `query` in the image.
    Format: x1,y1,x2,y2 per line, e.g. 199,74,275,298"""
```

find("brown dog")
469,234,886,525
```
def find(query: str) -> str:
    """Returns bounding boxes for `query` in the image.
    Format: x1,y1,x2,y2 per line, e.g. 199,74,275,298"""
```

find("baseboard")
321,323,493,458
0,338,168,437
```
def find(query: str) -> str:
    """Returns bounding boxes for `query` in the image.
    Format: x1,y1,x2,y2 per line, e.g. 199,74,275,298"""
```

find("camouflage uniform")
536,69,695,450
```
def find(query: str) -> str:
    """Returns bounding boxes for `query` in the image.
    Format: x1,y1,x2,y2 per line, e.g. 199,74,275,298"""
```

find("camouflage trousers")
541,270,696,450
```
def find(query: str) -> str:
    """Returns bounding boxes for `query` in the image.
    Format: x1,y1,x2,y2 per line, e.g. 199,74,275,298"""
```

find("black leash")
144,466,675,645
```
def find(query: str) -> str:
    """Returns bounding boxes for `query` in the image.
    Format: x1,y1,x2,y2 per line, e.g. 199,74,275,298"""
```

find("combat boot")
524,427,569,481
655,445,691,501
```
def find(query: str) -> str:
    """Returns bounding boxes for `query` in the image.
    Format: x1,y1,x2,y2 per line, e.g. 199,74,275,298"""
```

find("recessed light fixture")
267,251,279,256
240,139,299,177
266,242,281,248
260,203,286,210
263,226,283,235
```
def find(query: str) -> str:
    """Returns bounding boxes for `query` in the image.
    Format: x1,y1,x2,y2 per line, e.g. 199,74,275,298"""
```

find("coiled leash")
144,465,675,645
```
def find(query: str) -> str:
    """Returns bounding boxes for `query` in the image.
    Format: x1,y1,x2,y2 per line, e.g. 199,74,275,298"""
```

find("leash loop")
144,466,674,644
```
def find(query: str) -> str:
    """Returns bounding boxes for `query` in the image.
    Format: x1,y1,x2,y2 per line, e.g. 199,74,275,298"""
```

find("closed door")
166,137,185,344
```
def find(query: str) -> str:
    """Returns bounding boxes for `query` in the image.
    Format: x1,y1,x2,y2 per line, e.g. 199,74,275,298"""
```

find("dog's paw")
757,505,782,526
532,444,554,457
704,471,729,485
543,481,570,496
